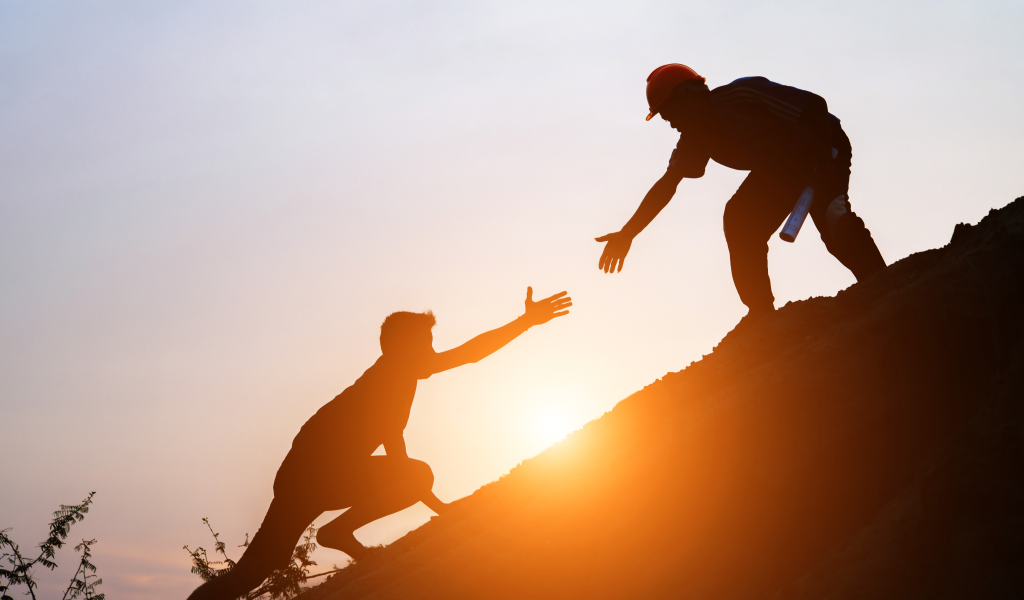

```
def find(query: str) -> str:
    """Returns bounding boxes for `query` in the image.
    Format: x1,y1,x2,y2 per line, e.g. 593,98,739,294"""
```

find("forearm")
454,316,531,364
384,435,409,458
430,288,568,374
621,174,679,237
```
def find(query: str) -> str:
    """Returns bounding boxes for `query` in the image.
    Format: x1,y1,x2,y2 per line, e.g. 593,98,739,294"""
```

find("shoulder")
711,77,816,122
714,76,766,90
713,76,805,93
314,359,383,408
374,354,420,375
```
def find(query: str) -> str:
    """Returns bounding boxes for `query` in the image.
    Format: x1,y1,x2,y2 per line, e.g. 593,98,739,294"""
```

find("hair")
379,311,436,354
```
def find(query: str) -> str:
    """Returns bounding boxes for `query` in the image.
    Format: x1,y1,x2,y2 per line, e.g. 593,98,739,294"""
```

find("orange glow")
533,407,571,446
3,3,1020,599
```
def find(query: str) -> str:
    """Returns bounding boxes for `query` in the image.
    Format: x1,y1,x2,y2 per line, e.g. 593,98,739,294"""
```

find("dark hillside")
302,198,1024,600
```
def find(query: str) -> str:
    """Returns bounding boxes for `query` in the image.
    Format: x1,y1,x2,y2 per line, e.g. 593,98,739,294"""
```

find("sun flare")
535,411,571,446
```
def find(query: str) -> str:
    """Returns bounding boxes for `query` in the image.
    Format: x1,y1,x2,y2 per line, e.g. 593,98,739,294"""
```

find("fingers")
541,290,568,303
526,286,533,303
540,304,571,323
543,296,571,311
527,291,571,324
532,290,572,321
548,296,573,311
597,233,615,271
597,231,631,273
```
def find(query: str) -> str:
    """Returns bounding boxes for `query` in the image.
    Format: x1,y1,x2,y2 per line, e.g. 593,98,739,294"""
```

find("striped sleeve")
668,134,710,178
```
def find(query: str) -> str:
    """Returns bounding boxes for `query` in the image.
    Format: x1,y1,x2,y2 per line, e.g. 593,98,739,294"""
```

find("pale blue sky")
2,1,1021,597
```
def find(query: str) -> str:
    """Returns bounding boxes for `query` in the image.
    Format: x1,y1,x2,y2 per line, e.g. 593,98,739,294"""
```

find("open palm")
523,287,572,326
595,231,633,273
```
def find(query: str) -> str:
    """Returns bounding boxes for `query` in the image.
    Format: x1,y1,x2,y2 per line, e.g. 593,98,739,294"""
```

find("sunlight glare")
535,410,571,446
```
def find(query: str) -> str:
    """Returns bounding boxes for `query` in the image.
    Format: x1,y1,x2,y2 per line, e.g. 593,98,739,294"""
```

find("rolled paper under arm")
780,186,814,243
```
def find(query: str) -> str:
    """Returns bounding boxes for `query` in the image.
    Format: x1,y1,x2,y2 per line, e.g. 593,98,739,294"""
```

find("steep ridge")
302,198,1024,600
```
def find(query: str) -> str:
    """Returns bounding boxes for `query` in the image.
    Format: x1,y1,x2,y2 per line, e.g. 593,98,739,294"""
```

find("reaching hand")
522,286,571,327
595,231,633,273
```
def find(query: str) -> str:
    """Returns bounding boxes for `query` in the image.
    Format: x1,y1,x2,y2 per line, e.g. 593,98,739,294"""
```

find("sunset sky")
2,1,1022,598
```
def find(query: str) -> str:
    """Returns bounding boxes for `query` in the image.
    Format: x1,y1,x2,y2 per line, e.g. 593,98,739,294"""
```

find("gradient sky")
2,1,1021,598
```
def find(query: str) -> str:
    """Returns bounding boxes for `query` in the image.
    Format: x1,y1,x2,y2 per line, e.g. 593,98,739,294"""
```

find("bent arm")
383,433,409,458
621,169,684,237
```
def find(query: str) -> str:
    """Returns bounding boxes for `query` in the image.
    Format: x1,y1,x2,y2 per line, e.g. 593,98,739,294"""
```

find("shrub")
0,492,104,600
184,519,322,599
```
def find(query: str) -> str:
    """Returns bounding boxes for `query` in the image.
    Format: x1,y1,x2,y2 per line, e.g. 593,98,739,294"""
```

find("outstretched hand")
595,231,633,273
522,286,571,327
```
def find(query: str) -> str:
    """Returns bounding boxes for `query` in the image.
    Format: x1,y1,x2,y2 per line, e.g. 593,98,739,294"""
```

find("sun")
535,411,571,446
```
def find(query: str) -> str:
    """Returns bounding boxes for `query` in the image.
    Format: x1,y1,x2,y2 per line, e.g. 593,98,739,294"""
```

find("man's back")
668,76,837,180
280,357,418,472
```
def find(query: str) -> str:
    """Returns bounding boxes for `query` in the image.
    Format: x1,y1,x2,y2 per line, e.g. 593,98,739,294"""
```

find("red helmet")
646,63,705,121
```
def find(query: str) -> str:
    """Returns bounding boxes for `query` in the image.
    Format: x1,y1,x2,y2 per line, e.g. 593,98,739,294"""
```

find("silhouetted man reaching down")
597,64,886,321
187,287,571,600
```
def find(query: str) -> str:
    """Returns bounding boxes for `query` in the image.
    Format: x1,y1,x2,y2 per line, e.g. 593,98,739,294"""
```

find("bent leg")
421,489,449,515
723,171,802,314
316,457,436,560
808,126,886,282
186,498,320,600
811,196,886,281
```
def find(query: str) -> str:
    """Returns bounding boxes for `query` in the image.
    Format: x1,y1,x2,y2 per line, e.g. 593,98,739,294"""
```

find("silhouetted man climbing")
186,287,572,600
596,63,886,320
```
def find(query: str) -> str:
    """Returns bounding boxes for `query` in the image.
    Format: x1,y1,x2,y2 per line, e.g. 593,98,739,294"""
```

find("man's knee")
722,197,771,254
405,459,434,491
722,198,745,244
820,194,853,241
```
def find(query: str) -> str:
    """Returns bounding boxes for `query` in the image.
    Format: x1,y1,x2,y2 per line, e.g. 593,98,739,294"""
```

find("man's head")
657,80,712,132
646,63,705,122
380,311,436,358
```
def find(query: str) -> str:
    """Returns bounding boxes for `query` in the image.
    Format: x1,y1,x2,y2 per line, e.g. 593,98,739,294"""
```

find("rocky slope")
300,197,1024,600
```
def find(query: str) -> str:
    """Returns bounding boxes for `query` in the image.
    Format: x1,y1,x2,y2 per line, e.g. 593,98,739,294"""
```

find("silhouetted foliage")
183,518,236,582
62,539,103,600
184,519,320,599
0,492,104,600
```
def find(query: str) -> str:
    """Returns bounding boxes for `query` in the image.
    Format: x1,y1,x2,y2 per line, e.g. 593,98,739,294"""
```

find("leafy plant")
185,518,328,599
0,492,104,600
183,518,236,582
62,539,103,600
